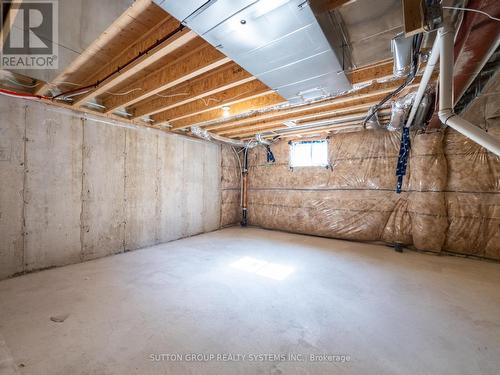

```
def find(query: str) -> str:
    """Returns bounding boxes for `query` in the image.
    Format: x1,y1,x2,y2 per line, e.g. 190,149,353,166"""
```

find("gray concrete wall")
0,95,221,280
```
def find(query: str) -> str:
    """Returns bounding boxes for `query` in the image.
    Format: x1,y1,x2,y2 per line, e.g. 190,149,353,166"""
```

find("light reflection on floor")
230,256,295,281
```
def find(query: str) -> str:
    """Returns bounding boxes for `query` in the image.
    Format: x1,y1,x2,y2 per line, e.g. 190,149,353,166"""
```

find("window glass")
290,140,328,167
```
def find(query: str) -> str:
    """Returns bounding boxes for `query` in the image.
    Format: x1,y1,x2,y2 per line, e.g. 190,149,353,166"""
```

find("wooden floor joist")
200,78,415,133
216,101,382,136
151,80,273,123
348,59,394,84
219,106,393,138
73,28,198,107
152,58,395,130
167,93,287,129
30,1,430,141
80,16,182,93
229,110,385,139
263,122,366,139
191,75,424,139
234,112,392,139
102,44,231,114
35,0,159,96
129,63,255,119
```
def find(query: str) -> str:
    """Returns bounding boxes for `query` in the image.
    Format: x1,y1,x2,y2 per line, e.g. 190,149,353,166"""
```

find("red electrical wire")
0,88,50,100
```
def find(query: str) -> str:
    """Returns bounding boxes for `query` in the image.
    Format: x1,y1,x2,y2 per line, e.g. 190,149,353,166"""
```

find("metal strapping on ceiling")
154,0,352,104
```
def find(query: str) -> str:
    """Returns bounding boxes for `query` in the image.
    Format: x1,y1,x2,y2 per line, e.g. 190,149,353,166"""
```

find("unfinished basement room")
0,0,499,374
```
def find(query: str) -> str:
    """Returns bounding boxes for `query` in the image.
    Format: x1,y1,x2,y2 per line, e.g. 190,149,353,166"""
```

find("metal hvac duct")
154,0,352,103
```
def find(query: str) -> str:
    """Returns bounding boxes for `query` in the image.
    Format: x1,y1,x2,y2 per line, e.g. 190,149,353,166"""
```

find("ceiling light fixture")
222,105,231,118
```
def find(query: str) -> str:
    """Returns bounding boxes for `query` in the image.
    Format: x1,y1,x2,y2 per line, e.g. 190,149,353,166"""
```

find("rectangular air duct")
154,0,352,103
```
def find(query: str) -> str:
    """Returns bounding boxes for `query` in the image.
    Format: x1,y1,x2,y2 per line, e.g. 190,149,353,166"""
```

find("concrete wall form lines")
0,95,223,280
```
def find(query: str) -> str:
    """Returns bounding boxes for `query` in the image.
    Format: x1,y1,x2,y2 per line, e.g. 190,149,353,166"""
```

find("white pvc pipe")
440,112,500,155
406,31,441,127
437,23,500,156
438,25,455,111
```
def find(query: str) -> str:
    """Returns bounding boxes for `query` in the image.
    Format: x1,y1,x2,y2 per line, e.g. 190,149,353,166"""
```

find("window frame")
289,139,329,168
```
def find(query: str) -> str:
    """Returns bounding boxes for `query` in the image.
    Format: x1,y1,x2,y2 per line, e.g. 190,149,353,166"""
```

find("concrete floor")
0,228,499,375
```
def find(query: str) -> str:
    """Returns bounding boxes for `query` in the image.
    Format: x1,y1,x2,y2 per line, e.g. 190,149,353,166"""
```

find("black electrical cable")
363,33,423,126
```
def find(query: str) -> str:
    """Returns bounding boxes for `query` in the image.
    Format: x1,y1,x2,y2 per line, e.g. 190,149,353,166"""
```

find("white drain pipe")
407,24,500,156
406,32,441,127
437,24,500,156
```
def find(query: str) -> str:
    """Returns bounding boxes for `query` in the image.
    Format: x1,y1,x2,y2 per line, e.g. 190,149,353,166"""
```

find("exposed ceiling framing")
1,0,432,140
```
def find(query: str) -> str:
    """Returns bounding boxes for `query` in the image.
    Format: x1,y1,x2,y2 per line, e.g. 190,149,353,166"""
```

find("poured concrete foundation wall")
0,95,221,280
243,103,500,260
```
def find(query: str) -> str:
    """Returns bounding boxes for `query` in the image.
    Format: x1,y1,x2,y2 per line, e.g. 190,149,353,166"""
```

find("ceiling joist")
73,28,197,107
29,1,430,140
151,80,273,124
231,110,391,139
167,59,401,131
35,0,160,96
129,63,255,119
200,77,421,134
217,102,383,137
167,93,287,129
102,44,231,114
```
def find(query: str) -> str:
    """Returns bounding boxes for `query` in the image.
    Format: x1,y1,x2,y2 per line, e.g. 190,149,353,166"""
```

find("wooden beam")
402,0,425,37
203,61,419,133
233,113,391,139
80,17,181,93
205,74,426,138
204,78,410,133
348,59,394,84
152,80,272,124
293,101,382,126
264,118,390,139
130,63,255,119
73,28,198,107
229,111,380,138
168,61,405,131
167,59,424,132
35,0,156,95
102,44,230,114
218,104,381,137
168,93,286,129
215,100,378,136
261,121,366,139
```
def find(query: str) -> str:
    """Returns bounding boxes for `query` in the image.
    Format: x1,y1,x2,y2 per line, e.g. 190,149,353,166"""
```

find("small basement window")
289,140,328,168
